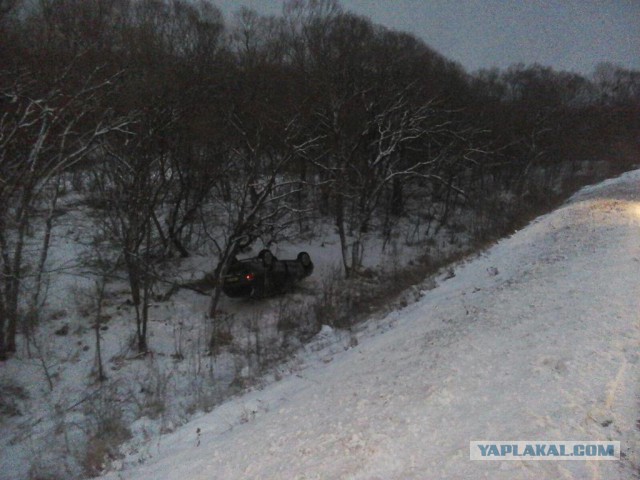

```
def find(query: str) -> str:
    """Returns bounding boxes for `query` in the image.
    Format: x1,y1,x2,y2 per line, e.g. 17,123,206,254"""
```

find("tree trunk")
4,191,33,354
27,178,61,347
335,194,351,277
94,277,107,382
391,177,404,216
124,249,147,353
208,242,239,350
0,299,6,360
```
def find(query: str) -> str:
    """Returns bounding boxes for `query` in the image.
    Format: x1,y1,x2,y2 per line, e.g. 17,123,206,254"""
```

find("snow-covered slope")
102,171,640,480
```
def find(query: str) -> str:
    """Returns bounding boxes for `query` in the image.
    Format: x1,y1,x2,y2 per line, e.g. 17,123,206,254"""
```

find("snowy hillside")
98,170,640,479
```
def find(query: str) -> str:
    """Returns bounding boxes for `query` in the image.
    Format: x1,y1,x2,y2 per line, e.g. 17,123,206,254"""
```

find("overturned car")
221,249,313,298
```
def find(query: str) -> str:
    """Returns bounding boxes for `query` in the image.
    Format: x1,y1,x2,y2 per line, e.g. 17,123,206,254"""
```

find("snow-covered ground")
0,182,457,480
99,170,640,480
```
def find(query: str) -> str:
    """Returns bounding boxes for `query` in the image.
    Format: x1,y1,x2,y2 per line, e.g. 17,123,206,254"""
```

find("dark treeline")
1,0,639,358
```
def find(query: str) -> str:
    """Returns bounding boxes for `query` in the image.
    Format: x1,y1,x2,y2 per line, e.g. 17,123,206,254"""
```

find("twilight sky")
214,0,640,75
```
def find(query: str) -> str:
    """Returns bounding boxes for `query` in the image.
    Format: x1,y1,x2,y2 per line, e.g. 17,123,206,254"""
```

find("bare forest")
0,1,639,478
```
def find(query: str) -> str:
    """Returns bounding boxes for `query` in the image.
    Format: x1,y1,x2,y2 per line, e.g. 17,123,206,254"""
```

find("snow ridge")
103,170,640,480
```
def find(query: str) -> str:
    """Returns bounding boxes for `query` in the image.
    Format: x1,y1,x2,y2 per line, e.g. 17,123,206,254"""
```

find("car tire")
258,249,275,268
297,251,312,267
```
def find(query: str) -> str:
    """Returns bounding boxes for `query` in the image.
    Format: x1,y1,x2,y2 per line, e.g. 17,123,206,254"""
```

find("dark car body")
221,250,313,298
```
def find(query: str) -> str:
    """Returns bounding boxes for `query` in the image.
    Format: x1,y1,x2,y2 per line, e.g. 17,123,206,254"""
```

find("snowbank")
92,169,640,478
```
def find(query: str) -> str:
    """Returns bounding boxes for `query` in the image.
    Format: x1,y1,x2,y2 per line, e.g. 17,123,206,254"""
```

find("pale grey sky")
213,0,640,75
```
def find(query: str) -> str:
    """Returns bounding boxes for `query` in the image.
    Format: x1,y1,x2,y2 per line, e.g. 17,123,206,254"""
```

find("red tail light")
245,273,255,281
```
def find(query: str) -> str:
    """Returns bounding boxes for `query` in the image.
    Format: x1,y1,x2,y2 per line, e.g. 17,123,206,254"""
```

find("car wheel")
297,251,312,267
258,249,275,268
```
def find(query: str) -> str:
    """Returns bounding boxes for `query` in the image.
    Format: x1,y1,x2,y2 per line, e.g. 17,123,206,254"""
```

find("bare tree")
0,65,130,358
91,112,174,354
205,115,319,338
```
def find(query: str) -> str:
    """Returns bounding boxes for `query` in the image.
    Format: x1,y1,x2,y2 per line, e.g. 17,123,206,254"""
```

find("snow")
97,170,640,480
0,177,460,480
